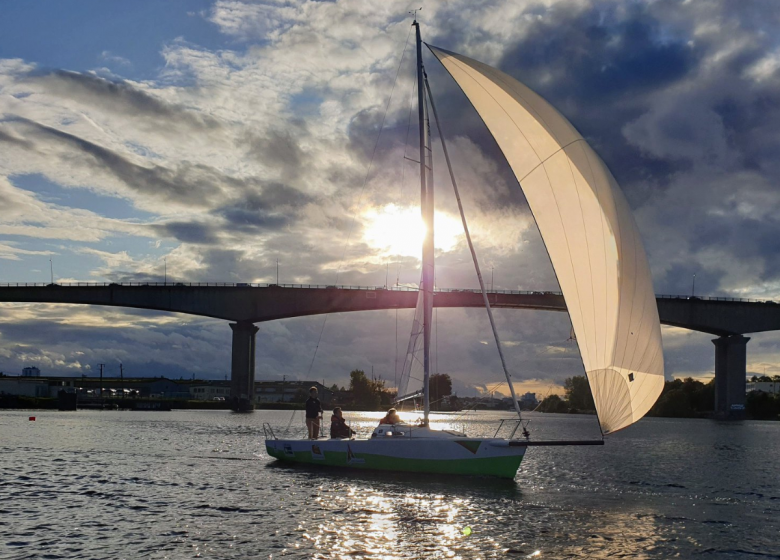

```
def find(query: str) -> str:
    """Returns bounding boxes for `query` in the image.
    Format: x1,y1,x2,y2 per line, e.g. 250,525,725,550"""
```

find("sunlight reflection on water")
1,410,779,558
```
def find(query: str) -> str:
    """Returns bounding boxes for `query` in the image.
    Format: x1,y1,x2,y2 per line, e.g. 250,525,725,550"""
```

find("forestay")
428,46,664,434
397,281,425,401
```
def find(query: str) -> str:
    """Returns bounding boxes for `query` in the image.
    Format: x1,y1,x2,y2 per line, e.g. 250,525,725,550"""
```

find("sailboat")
263,19,665,479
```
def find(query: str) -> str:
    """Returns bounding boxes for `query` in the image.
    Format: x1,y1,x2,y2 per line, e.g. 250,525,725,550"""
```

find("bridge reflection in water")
2,283,778,416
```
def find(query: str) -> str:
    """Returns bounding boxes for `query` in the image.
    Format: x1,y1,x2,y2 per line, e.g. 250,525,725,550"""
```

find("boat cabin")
370,424,467,439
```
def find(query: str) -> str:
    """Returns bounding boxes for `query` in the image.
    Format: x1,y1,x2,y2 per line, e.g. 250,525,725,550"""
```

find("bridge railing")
0,282,776,303
0,281,558,294
655,294,776,304
0,281,420,289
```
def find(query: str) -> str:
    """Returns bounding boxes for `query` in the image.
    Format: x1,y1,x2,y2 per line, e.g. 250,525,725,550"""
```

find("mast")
414,19,434,426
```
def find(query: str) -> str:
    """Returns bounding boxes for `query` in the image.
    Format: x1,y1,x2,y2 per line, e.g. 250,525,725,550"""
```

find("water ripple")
2,410,780,558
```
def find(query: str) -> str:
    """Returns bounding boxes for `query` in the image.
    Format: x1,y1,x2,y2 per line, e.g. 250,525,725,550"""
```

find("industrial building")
255,380,334,404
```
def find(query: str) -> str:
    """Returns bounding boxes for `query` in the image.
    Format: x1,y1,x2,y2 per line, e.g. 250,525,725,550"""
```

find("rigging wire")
283,409,297,437
394,307,399,389
305,23,414,378
532,384,557,413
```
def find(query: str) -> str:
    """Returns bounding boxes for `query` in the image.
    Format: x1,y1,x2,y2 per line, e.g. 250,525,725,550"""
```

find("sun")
362,204,462,258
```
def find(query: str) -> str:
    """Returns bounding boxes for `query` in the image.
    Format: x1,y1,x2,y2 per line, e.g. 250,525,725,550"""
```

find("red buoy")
29,416,35,421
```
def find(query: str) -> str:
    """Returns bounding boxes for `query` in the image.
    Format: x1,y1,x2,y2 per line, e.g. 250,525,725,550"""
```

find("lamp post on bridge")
692,273,696,297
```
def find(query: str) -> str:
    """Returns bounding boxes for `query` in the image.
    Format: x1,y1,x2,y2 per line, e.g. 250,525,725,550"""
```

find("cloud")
99,51,132,68
244,127,305,181
1,0,780,391
0,243,55,261
151,221,220,245
623,101,732,166
1,118,238,208
0,175,152,242
0,127,34,149
27,70,222,133
207,0,294,41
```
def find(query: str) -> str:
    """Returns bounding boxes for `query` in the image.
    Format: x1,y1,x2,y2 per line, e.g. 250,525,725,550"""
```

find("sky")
1,0,779,396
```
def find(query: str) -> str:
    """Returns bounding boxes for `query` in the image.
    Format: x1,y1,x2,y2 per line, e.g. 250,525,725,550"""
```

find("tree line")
308,369,456,411
539,375,780,420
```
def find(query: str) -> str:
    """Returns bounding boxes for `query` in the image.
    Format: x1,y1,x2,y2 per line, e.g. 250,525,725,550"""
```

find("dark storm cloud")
709,216,780,283
240,183,314,210
0,118,268,208
709,85,780,176
1,118,318,225
472,3,695,199
28,70,222,131
218,209,288,231
0,128,34,149
659,263,726,298
152,221,220,244
244,128,305,179
0,311,229,378
104,270,168,283
660,329,716,377
136,184,317,250
2,117,229,205
213,183,314,233
347,107,385,164
500,6,696,100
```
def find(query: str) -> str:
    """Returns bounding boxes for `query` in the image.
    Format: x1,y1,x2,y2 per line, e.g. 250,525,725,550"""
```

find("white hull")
265,426,527,478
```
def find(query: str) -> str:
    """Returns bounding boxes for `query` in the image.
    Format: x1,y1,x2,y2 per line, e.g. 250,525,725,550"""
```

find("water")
1,409,779,559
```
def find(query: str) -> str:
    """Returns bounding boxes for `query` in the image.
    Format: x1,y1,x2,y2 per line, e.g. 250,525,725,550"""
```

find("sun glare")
362,204,462,258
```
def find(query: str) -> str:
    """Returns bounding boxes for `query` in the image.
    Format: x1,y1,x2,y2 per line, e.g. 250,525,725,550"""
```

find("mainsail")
428,46,664,434
396,282,425,401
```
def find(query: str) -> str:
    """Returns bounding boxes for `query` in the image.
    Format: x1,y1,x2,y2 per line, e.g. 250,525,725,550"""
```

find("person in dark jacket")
330,407,356,439
305,387,323,439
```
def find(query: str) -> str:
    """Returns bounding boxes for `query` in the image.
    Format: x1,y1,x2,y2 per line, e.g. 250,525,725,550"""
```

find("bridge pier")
712,334,749,419
229,321,259,412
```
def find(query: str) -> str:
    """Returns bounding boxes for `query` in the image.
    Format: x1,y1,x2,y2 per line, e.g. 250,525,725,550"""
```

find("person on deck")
379,408,401,425
305,387,323,439
330,407,356,439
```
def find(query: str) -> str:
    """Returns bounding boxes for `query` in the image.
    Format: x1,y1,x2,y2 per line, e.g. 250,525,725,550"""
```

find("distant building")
460,396,504,410
0,376,192,399
255,380,334,404
519,392,539,410
747,381,780,395
22,366,41,377
0,378,50,397
190,383,231,400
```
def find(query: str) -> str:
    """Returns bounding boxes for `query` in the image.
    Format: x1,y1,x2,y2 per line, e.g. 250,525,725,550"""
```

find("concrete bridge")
2,282,778,416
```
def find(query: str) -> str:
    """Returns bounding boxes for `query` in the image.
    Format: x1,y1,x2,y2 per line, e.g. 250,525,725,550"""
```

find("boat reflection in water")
266,446,668,559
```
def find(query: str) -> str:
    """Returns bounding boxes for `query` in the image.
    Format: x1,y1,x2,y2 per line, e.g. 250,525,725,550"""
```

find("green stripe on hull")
266,445,523,479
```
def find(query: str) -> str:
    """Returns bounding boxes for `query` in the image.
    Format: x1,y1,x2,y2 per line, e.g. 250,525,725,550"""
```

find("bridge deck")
1,283,779,335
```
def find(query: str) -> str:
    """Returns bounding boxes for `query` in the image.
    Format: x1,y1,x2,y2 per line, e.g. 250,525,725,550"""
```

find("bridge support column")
712,334,749,420
229,321,259,412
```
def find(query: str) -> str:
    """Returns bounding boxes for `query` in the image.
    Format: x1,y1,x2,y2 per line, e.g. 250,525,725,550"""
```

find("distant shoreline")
0,396,390,412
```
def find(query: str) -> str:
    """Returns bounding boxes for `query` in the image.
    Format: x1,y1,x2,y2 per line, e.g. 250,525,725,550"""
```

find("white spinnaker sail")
429,46,664,434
